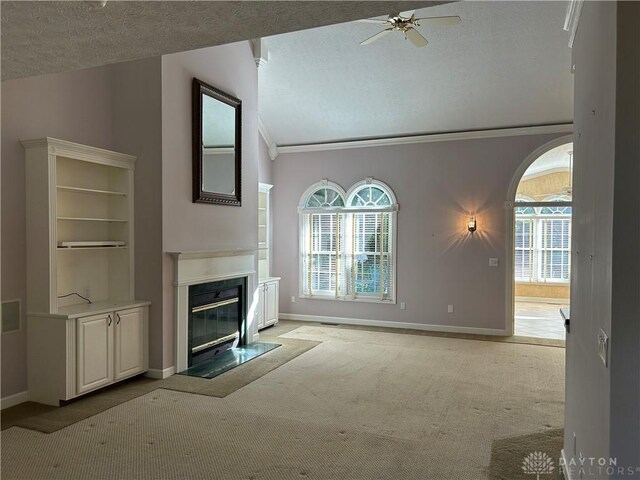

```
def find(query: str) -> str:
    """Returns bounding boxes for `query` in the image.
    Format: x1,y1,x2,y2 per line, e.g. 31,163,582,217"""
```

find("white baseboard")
144,366,175,379
1,390,29,410
516,296,569,305
279,313,508,336
560,449,573,480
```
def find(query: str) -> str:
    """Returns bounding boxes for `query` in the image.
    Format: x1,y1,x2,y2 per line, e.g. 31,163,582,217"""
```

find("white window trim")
298,179,398,304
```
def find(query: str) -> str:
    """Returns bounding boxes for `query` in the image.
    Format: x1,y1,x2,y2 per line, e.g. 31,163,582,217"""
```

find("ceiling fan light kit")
358,12,461,48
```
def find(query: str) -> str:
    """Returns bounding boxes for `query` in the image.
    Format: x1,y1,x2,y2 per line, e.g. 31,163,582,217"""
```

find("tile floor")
515,301,568,340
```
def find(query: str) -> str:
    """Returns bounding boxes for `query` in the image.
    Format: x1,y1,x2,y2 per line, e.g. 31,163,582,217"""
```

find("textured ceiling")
1,1,444,81
259,1,574,146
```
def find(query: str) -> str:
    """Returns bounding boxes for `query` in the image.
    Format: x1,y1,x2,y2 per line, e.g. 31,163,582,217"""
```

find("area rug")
489,428,564,480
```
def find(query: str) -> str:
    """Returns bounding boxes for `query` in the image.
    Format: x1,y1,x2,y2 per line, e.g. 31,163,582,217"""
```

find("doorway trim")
504,134,574,335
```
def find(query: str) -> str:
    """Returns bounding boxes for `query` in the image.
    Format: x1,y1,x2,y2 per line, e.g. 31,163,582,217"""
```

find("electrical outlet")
447,304,454,313
83,287,91,301
291,296,296,303
489,258,499,267
597,329,609,367
400,302,406,310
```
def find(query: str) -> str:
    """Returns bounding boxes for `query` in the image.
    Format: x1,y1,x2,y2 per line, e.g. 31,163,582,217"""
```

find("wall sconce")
468,216,477,233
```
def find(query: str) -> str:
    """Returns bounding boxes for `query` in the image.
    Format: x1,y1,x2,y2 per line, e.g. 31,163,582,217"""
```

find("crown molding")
258,116,279,161
276,124,574,156
564,0,584,48
251,38,269,68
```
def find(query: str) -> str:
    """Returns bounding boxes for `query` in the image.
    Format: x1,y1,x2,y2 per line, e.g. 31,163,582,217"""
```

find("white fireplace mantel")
170,249,258,373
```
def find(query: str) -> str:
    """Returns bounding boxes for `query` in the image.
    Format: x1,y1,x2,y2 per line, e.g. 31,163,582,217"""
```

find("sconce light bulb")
468,216,477,233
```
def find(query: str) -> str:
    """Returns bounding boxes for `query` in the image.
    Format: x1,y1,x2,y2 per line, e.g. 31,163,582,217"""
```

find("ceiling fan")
358,11,461,48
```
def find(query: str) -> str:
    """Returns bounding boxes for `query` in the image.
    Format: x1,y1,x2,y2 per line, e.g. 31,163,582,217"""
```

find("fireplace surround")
171,250,258,373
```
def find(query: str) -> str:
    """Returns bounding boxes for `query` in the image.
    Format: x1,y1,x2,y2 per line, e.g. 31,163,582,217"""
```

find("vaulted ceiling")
2,1,574,149
1,1,442,81
259,1,574,146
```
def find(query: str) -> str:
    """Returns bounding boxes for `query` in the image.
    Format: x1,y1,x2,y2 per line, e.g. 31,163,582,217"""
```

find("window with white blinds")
299,179,397,303
514,203,572,283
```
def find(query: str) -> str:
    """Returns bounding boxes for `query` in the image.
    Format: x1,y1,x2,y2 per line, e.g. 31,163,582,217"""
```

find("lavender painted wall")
161,42,259,368
111,57,165,371
1,66,116,397
0,42,259,393
272,133,566,331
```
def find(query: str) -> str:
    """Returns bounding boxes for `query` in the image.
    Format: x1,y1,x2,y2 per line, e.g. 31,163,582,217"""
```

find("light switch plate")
597,329,609,367
489,258,499,267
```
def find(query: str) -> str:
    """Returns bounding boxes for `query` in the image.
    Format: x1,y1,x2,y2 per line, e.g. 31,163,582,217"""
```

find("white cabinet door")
114,307,146,380
264,280,279,327
257,284,266,330
77,312,113,395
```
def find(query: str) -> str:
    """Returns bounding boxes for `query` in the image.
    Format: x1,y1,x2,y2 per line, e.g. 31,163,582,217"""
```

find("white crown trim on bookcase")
21,137,136,169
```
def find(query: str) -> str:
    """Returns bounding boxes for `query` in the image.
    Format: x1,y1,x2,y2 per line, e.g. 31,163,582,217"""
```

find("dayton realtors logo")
522,452,555,479
561,456,640,477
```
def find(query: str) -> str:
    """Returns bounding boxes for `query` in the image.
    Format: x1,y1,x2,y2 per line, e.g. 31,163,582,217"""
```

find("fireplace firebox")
188,277,246,367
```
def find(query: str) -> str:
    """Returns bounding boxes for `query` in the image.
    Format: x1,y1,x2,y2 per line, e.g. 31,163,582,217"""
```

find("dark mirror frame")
192,77,242,205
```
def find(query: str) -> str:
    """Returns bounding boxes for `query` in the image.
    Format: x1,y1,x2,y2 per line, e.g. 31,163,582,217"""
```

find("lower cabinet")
76,312,114,395
28,302,149,406
114,307,146,380
257,278,280,330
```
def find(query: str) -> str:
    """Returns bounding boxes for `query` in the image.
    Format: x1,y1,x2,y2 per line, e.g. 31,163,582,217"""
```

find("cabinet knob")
107,314,112,326
116,313,121,325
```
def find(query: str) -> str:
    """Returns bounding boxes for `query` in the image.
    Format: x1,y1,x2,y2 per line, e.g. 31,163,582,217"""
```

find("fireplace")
188,277,246,367
171,249,258,374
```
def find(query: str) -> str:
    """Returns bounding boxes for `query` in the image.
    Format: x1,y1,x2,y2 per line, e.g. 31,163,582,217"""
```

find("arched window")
304,186,345,208
299,178,397,302
515,195,536,215
346,182,394,207
514,144,573,283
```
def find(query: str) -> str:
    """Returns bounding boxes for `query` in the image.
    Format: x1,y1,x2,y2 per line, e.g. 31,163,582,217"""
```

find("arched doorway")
507,137,573,339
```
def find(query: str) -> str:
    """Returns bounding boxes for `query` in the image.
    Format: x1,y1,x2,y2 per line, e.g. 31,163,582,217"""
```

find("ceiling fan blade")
399,10,415,18
360,28,393,45
355,18,390,24
405,27,429,48
415,15,461,26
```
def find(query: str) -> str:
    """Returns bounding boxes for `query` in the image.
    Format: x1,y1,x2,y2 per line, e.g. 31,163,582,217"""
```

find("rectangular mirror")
192,78,242,205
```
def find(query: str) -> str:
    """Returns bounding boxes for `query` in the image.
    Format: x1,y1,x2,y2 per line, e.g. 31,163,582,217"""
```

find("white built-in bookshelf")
22,138,149,405
258,183,273,279
22,137,136,313
257,183,279,330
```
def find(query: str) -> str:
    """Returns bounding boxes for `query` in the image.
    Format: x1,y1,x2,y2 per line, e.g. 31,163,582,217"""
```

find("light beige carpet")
1,325,565,480
2,332,319,433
